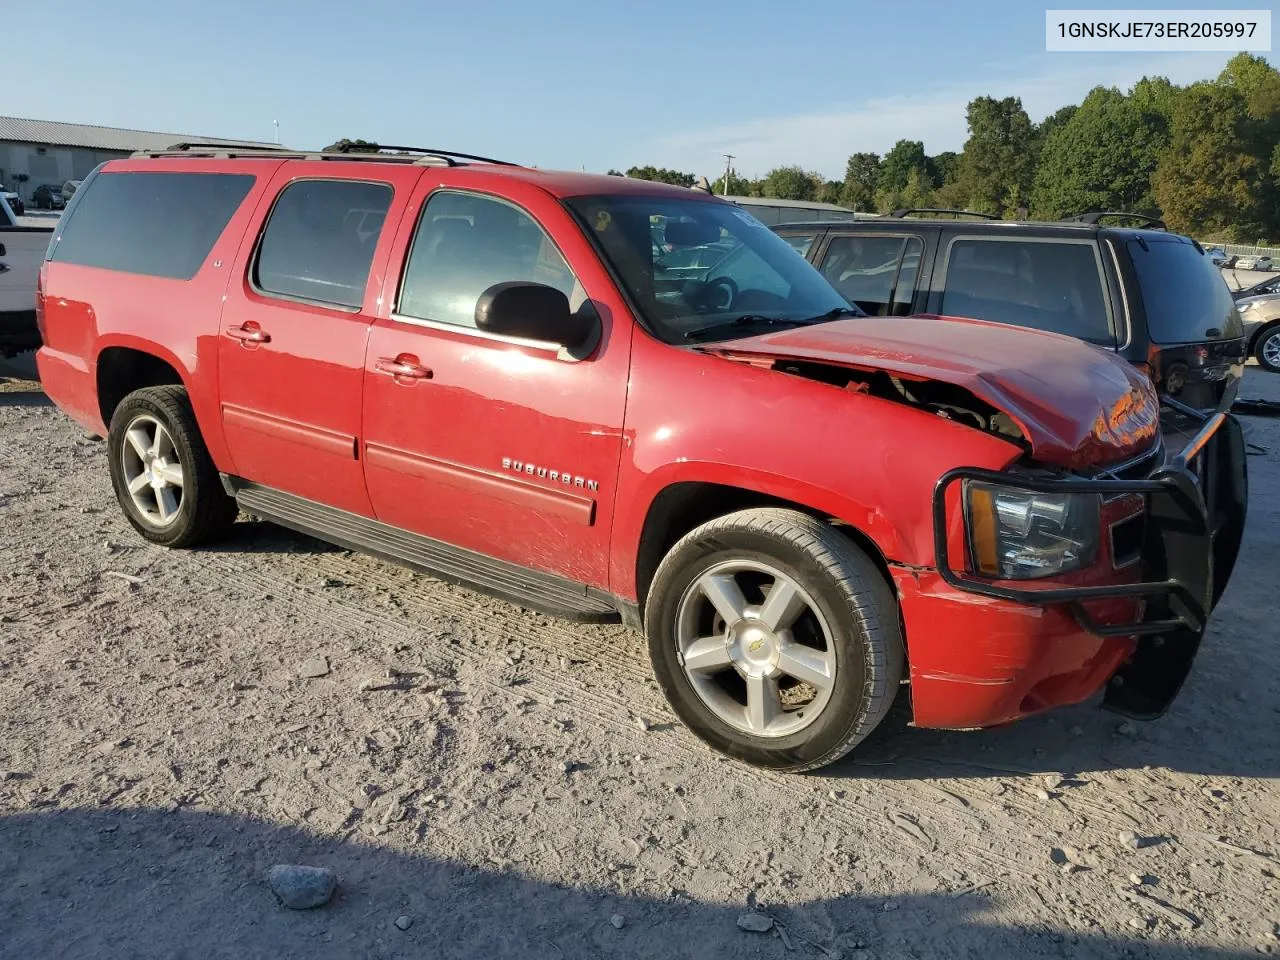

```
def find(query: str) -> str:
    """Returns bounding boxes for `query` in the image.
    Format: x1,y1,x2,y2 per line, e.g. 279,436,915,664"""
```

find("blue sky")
13,0,1276,179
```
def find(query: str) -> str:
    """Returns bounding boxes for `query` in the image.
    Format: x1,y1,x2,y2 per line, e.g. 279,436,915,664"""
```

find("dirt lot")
1,362,1278,959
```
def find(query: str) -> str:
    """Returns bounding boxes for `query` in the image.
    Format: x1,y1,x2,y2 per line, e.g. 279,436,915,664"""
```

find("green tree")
817,180,844,204
713,170,753,195
839,152,881,211
760,166,819,201
900,168,935,210
624,166,697,187
1152,81,1270,240
1035,105,1079,143
323,138,379,152
927,151,960,188
955,96,1036,217
878,140,928,193
1220,52,1280,114
1218,55,1280,236
1129,76,1179,130
933,179,971,211
1031,86,1169,219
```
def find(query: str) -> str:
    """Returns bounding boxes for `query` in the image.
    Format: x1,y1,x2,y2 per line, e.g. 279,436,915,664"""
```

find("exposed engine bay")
771,359,1029,448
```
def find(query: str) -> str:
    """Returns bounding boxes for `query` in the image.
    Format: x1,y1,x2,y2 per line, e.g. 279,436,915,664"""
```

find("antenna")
273,120,280,145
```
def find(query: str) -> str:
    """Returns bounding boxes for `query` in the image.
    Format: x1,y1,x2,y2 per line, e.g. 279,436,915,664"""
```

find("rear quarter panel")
38,158,282,461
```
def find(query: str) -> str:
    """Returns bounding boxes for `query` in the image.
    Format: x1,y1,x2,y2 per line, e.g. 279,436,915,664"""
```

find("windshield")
566,194,858,343
1127,237,1243,344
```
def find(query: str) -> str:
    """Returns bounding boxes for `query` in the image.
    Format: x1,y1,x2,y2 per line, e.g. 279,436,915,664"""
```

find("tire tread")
108,385,237,547
645,507,904,772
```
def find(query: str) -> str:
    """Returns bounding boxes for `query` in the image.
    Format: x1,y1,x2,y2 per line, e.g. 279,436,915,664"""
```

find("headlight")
964,480,1100,579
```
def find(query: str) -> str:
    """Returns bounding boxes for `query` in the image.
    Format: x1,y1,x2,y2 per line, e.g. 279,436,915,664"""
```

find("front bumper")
923,388,1246,724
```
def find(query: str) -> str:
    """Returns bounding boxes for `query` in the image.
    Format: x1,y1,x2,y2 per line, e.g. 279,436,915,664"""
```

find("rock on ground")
265,865,337,909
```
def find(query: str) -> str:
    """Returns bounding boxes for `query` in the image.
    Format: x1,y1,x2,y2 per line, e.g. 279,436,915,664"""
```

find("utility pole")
721,154,735,196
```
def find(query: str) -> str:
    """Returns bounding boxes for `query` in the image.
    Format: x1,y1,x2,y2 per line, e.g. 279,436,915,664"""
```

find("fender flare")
92,334,233,470
614,459,916,604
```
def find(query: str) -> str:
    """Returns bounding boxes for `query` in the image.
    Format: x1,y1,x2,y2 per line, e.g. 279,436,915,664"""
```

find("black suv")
774,210,1245,408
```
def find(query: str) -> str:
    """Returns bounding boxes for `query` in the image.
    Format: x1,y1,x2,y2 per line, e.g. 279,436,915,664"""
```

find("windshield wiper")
683,314,810,342
802,306,864,322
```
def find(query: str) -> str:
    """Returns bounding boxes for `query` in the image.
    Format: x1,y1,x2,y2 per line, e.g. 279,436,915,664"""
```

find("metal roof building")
723,195,876,226
0,116,277,207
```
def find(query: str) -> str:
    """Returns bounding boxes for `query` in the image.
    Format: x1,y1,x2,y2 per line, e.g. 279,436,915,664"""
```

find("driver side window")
398,191,580,329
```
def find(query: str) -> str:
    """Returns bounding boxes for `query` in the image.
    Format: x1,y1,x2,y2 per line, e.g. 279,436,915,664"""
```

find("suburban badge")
501,457,599,492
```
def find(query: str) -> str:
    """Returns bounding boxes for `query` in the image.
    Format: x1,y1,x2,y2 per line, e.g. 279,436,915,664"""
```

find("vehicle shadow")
822,678,1278,782
204,516,345,557
0,385,51,408
0,806,1258,960
0,351,39,381
207,513,1278,782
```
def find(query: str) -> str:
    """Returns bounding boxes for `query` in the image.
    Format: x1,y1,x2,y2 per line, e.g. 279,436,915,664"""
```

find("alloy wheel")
119,415,185,526
1262,330,1280,369
675,559,837,737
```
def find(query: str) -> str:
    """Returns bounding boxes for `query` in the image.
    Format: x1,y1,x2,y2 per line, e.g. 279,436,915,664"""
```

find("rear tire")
106,385,238,547
1255,325,1280,374
644,508,903,772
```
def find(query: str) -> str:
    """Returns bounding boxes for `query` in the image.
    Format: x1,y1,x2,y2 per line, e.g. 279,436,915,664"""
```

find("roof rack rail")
1061,211,1166,230
131,142,515,168
163,142,285,153
332,142,514,166
888,208,1000,221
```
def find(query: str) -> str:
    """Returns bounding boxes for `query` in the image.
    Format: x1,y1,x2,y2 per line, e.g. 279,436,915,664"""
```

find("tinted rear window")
940,238,1112,343
253,179,392,309
1127,237,1243,344
50,171,253,280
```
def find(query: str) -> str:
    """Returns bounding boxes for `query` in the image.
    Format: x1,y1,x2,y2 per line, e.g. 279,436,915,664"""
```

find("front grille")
1091,437,1164,486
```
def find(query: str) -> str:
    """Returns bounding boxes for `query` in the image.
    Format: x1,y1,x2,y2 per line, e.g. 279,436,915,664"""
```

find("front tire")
644,508,903,772
106,385,238,547
1255,325,1280,374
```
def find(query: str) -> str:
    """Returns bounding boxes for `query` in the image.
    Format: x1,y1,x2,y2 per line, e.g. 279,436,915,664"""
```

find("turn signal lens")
967,484,1001,576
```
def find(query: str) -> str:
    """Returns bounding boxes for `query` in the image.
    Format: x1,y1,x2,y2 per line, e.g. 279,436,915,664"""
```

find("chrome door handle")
226,323,270,343
375,356,433,379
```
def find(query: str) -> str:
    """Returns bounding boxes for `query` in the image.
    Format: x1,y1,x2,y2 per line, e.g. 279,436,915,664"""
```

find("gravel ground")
1,361,1278,959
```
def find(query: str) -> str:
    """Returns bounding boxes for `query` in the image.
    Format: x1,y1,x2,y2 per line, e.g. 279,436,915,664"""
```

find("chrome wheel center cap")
729,620,779,673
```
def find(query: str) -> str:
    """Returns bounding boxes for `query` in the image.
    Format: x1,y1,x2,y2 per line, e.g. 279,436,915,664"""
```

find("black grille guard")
930,383,1248,719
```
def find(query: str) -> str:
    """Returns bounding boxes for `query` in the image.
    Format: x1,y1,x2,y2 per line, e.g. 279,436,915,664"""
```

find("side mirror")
475,282,600,360
0,243,6,257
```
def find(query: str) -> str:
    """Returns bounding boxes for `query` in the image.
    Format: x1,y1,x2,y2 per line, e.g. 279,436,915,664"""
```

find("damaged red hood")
702,314,1160,469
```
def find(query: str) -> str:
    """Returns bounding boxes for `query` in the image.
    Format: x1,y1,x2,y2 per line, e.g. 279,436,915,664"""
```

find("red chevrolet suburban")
36,145,1245,771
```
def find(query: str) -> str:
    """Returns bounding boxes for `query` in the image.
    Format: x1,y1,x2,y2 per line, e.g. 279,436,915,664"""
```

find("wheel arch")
92,335,233,470
630,475,900,619
1248,318,1280,354
95,341,189,427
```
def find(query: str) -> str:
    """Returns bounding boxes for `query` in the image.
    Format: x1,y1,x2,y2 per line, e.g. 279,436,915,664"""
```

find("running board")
228,479,620,622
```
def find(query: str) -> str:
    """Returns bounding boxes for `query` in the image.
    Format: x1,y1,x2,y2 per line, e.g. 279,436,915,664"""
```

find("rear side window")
779,233,816,258
254,179,392,310
49,171,253,280
820,234,922,316
940,238,1112,343
1127,237,1242,344
398,191,579,328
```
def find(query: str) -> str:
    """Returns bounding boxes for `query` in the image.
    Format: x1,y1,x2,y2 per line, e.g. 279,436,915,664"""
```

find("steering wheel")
697,276,738,313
